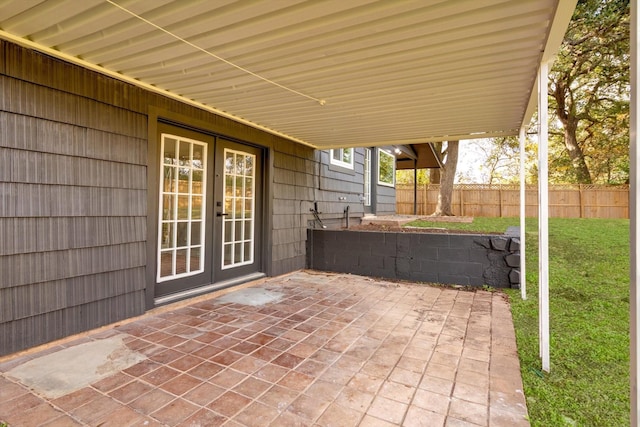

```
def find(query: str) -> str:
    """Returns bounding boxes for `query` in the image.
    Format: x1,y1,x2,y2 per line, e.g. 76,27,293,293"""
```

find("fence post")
460,186,464,216
424,184,428,215
413,164,418,215
579,184,585,218
499,185,503,217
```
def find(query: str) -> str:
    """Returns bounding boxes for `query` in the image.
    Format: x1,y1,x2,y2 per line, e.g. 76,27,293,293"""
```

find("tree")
469,137,522,184
395,168,429,185
549,0,629,184
430,142,442,185
456,136,539,184
432,140,459,216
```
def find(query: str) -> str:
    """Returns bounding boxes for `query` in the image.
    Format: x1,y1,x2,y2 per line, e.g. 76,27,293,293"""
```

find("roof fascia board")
318,130,519,150
427,143,444,169
396,144,417,159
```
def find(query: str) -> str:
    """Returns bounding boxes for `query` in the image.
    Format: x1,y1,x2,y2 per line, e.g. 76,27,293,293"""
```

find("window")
378,149,395,187
157,134,207,281
330,148,354,169
364,148,371,206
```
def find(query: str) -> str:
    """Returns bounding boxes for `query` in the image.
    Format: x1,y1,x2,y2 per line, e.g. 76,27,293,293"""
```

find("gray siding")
0,42,148,355
269,142,315,276
372,148,397,216
312,149,366,229
375,183,397,215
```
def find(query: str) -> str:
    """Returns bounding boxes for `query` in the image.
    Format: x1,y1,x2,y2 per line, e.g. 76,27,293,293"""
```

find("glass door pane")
157,133,207,282
222,148,255,269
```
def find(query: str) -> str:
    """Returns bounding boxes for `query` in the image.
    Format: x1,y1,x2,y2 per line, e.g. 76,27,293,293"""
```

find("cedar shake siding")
0,40,391,356
0,42,148,355
375,184,396,216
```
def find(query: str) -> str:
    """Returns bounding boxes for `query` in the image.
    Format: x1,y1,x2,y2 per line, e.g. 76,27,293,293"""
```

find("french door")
214,139,263,282
153,124,263,302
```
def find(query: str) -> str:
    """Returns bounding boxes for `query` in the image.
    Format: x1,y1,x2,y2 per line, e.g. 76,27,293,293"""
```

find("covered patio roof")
0,0,576,150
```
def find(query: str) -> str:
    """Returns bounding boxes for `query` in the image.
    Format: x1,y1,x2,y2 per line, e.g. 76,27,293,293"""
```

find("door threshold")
154,272,267,307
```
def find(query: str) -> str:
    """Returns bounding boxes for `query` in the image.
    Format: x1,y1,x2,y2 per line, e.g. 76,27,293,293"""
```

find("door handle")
217,212,229,217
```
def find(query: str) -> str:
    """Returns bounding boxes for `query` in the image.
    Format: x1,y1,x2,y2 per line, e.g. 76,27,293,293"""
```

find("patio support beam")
538,61,551,372
414,160,418,215
519,126,527,300
630,0,639,424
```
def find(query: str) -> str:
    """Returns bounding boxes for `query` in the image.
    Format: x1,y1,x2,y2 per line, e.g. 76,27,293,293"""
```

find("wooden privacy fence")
396,184,630,219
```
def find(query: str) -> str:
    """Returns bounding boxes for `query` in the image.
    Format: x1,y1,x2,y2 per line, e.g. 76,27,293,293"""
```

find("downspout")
344,205,350,228
311,202,326,229
315,150,323,194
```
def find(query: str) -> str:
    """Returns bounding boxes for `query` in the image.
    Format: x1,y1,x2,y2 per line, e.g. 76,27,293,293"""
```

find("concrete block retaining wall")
307,229,521,288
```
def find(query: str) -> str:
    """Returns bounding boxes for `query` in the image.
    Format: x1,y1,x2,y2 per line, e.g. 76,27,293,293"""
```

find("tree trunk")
563,117,592,184
429,168,441,184
432,140,459,216
552,81,593,184
429,141,442,184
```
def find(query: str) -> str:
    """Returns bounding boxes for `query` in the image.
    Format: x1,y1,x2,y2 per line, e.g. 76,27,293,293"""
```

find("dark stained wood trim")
263,146,274,278
145,112,159,310
0,41,6,75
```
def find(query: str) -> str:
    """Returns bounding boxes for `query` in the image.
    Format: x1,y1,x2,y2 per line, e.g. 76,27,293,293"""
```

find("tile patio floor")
0,270,528,427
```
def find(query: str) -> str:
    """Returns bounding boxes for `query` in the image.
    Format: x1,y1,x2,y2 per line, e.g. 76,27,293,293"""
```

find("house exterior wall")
0,40,392,356
369,148,397,216
0,43,149,355
312,148,397,229
315,149,366,229
375,184,397,216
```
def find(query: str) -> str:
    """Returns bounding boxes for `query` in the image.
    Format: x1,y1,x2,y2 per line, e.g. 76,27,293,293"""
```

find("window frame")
329,148,355,170
363,148,372,206
156,133,207,282
221,148,256,270
377,149,396,187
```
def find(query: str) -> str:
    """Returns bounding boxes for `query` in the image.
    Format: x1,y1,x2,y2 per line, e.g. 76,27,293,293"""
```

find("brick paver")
0,271,529,426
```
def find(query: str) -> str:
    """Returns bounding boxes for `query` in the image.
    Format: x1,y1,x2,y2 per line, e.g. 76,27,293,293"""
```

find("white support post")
538,61,551,372
519,126,527,300
630,0,639,424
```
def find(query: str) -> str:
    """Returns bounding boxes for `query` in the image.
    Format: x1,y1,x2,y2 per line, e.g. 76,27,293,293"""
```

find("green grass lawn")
407,217,630,426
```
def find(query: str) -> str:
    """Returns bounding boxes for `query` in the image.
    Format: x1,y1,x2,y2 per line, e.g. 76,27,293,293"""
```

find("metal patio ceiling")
0,0,576,149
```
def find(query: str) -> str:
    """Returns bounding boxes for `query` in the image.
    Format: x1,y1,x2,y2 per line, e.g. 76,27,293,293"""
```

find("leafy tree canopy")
549,0,629,184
